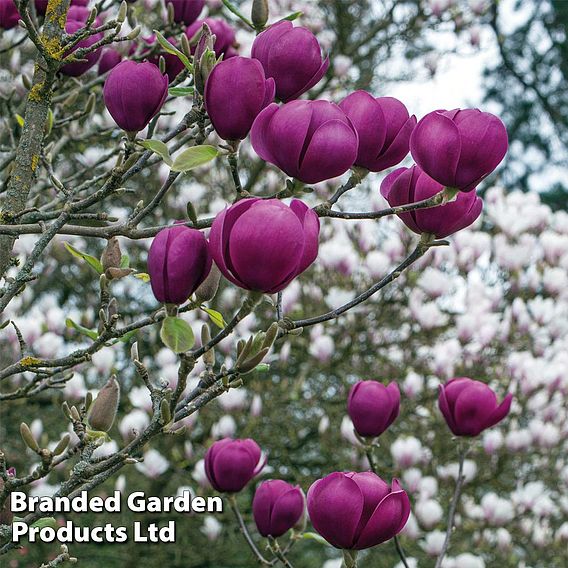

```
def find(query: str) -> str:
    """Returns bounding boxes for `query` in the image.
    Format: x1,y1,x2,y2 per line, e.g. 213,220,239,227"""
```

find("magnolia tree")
0,0,565,567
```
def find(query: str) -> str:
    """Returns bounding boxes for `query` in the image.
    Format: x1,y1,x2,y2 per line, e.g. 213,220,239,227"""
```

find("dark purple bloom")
410,108,508,192
251,100,359,184
307,472,410,550
166,0,204,25
147,225,212,305
253,480,305,538
251,21,329,102
347,381,400,438
439,377,513,437
132,35,186,83
0,0,19,29
103,60,168,133
380,165,483,238
186,18,236,57
205,56,275,141
60,20,103,77
209,198,320,293
205,438,265,493
339,90,416,172
98,49,122,75
67,6,103,26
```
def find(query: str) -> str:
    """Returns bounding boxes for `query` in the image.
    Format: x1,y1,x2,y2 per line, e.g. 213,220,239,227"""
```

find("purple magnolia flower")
132,35,186,83
253,480,305,538
209,198,320,293
339,91,416,172
103,60,168,133
98,49,122,75
347,381,400,438
60,20,103,77
204,56,275,141
147,225,212,305
380,165,483,238
166,0,204,25
251,100,359,184
0,0,19,30
186,18,236,57
205,438,265,493
439,377,513,437
307,472,410,550
67,5,103,26
251,21,329,102
410,108,508,192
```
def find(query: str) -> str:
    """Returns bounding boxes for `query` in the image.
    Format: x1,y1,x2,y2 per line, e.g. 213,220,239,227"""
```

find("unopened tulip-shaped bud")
209,198,319,293
251,21,329,102
166,0,204,25
205,57,275,141
251,100,358,184
195,262,221,302
339,91,416,172
147,226,212,305
186,18,237,57
104,61,168,133
347,381,400,438
0,0,19,29
253,480,305,538
438,377,513,436
60,20,104,77
205,438,265,492
88,375,120,432
380,165,483,238
410,108,508,192
307,472,410,550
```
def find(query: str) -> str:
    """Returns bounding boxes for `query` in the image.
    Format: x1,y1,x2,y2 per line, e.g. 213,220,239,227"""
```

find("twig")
228,495,272,565
434,443,468,568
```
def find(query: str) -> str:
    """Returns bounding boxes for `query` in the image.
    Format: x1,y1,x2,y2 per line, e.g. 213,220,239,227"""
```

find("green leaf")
120,254,130,269
171,145,218,172
221,0,254,28
154,31,193,72
160,316,195,353
277,11,303,22
64,242,103,274
133,272,150,282
301,532,330,546
254,363,270,373
15,114,24,127
202,307,227,329
138,139,173,166
169,86,195,97
118,330,138,343
31,517,57,530
66,318,98,341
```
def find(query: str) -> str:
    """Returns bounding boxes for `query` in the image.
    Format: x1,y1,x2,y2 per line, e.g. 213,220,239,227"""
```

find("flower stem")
434,443,468,568
228,494,271,565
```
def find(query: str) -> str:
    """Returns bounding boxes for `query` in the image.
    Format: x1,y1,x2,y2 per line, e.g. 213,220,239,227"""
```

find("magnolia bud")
195,263,221,302
88,375,120,432
251,0,269,29
101,237,122,271
20,422,40,453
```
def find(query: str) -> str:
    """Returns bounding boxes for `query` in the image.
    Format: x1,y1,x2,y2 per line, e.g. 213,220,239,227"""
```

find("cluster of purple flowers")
200,376,511,552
